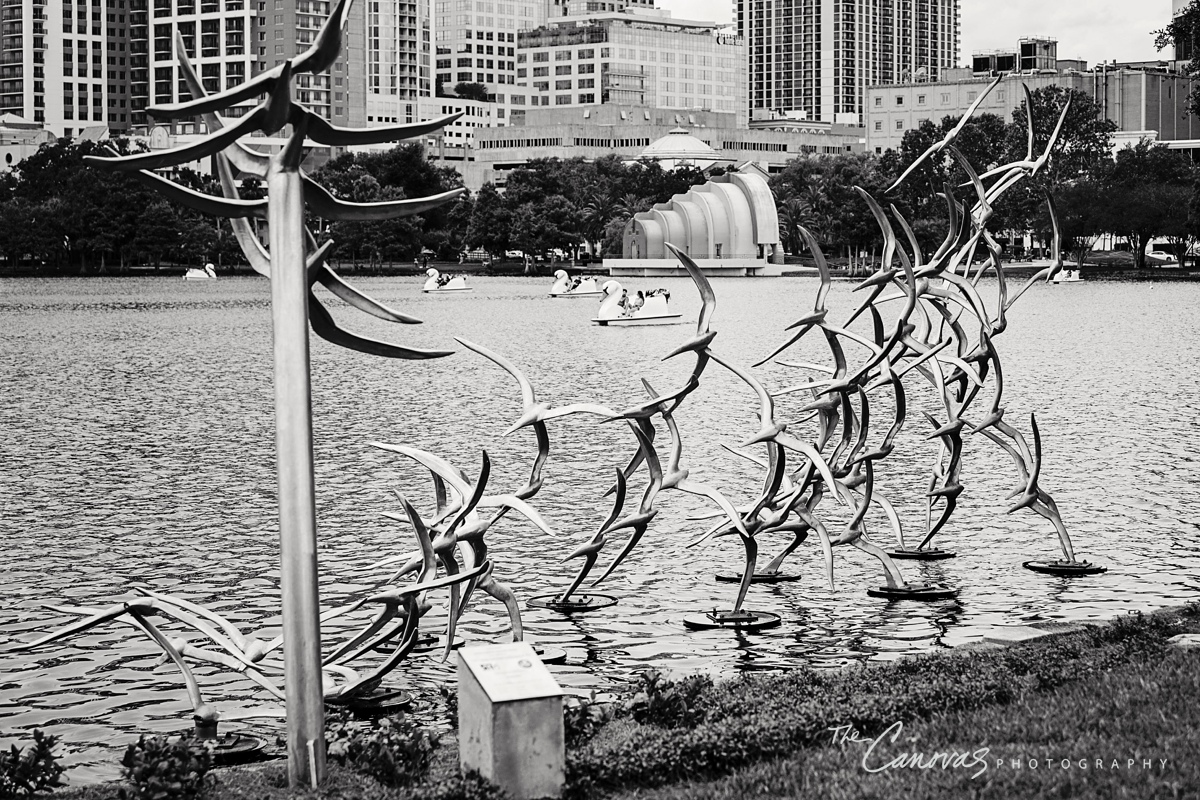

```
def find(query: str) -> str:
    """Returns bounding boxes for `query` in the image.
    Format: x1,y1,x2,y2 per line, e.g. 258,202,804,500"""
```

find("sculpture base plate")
328,688,413,718
527,593,618,612
714,571,800,584
887,548,956,561
867,584,958,600
682,610,782,631
531,644,568,665
1023,560,1107,576
196,733,266,766
374,635,465,654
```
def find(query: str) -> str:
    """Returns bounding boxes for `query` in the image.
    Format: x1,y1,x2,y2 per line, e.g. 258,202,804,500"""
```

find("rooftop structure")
467,103,863,190
864,63,1200,154
0,112,55,169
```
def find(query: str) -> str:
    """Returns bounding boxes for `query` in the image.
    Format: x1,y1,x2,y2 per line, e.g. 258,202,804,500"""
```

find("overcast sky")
656,0,1175,66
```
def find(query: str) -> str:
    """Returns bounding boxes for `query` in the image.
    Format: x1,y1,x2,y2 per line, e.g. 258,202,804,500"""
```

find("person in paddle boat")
625,290,645,316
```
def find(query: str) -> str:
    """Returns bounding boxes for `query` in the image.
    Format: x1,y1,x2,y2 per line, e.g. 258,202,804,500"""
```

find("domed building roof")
635,128,735,170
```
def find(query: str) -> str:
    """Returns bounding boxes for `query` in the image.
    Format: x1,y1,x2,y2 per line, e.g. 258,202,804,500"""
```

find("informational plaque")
458,642,564,799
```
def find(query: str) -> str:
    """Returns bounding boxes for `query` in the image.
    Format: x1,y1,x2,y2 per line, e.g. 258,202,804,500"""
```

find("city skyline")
658,0,1175,66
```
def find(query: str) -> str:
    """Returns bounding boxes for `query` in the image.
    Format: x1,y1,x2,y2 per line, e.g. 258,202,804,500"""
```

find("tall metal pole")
267,152,326,788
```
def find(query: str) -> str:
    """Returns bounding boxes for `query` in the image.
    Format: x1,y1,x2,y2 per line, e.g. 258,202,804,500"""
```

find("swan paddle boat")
549,269,604,297
592,280,682,326
184,263,217,280
422,268,472,293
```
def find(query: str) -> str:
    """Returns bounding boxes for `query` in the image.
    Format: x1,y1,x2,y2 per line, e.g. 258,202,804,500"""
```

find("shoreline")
43,601,1200,799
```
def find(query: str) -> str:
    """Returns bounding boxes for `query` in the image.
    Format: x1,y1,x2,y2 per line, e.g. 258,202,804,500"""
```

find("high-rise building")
364,0,429,125
432,0,547,125
738,0,959,125
1174,0,1193,62
1,0,364,138
512,7,745,127
0,0,134,135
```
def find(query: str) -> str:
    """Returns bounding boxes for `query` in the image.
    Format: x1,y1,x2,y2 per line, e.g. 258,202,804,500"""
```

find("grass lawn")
47,605,1200,800
607,646,1200,799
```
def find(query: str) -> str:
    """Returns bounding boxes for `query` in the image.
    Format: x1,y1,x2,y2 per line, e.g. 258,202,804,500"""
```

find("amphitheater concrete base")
605,258,782,278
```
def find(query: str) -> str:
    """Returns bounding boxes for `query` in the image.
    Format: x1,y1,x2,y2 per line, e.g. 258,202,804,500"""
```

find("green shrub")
564,693,613,748
118,733,212,800
625,670,713,728
406,769,510,800
0,730,64,799
325,709,438,787
439,684,458,730
563,610,1191,796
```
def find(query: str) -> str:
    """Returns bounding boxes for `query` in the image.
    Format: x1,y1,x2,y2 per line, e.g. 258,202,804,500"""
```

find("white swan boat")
591,280,682,326
549,269,604,297
422,268,472,293
1051,267,1082,283
184,264,217,280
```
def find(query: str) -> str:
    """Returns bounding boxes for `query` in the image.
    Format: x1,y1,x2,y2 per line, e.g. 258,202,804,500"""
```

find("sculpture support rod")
267,160,326,788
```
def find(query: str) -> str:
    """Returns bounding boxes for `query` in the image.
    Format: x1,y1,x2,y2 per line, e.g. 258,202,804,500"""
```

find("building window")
895,119,903,129
555,94,570,104
874,120,881,131
895,96,903,106
917,94,925,104
874,96,881,106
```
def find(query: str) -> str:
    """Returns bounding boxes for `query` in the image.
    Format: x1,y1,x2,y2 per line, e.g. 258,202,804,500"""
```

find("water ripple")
2,275,1199,781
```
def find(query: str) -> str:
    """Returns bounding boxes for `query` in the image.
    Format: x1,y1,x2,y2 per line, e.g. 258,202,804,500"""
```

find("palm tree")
613,193,651,223
580,190,616,258
777,196,816,256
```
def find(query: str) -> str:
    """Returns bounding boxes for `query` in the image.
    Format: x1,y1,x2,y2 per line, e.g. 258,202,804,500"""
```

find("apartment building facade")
512,8,746,127
0,0,136,136
738,0,959,125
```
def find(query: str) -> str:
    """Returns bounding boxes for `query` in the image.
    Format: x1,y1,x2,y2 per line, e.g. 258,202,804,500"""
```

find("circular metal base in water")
714,571,800,584
1023,560,1107,576
527,593,618,612
887,548,956,561
199,733,267,766
682,610,782,631
328,688,414,718
533,645,568,665
867,584,958,600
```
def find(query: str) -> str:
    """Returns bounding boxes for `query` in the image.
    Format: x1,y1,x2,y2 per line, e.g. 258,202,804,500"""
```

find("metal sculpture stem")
268,155,325,786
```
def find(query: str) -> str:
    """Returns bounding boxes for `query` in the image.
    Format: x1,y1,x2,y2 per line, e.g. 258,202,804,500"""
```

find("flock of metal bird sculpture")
11,0,1104,751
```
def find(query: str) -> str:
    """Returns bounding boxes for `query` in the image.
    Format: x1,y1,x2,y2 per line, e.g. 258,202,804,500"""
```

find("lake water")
2,274,1199,782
